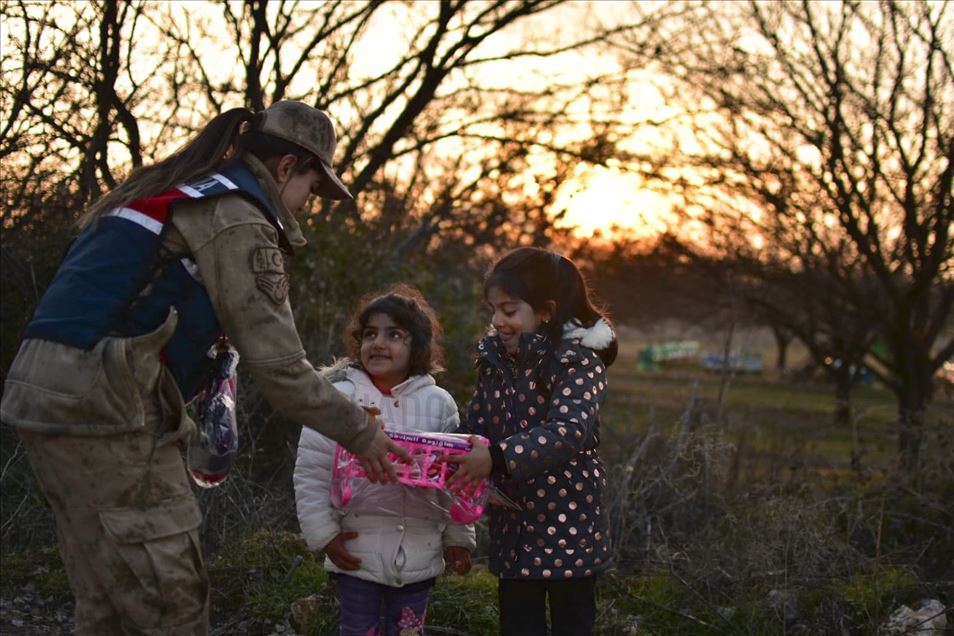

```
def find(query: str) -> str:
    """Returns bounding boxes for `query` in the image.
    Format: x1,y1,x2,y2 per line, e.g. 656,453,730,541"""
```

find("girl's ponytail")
79,108,254,228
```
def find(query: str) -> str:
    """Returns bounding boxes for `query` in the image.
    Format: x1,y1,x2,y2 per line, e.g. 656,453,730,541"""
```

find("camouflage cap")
259,101,353,200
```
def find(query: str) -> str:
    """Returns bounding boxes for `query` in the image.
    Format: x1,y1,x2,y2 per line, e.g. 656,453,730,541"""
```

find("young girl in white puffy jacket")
294,285,476,636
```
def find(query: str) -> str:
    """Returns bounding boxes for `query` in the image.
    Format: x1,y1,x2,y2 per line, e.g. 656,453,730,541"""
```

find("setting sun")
554,167,674,239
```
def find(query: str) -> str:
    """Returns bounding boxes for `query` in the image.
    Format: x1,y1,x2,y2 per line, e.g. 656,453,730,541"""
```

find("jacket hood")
562,318,616,350
320,359,435,396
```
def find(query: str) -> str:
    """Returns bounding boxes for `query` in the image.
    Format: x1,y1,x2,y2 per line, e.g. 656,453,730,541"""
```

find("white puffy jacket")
294,365,476,587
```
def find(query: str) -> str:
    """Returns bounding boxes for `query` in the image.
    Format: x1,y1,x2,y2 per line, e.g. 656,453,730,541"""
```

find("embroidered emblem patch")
251,246,289,304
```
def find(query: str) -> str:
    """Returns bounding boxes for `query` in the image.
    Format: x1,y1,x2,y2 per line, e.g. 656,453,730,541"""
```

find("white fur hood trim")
562,318,616,350
343,364,435,396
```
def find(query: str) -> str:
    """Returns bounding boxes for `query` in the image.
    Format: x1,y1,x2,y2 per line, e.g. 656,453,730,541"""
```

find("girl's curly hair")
343,283,445,376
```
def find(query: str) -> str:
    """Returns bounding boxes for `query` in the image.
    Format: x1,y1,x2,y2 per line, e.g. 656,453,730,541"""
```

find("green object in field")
637,340,700,371
637,347,659,371
871,337,893,362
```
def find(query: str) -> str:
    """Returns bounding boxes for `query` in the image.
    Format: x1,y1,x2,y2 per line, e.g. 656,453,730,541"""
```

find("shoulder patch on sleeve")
251,246,289,304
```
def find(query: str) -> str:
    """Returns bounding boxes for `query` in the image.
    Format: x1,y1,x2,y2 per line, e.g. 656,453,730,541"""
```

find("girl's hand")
439,436,492,492
444,546,472,575
324,532,361,571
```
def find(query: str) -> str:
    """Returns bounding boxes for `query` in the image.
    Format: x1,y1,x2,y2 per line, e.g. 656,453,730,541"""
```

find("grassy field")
600,330,949,478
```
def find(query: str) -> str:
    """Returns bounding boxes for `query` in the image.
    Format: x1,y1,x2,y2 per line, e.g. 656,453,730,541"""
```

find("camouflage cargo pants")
19,424,209,635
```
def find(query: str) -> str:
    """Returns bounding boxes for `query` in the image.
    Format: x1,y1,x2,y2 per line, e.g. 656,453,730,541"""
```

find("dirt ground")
0,588,72,635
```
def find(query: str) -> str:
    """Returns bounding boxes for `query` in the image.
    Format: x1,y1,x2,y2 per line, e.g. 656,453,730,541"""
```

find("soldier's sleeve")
186,210,375,454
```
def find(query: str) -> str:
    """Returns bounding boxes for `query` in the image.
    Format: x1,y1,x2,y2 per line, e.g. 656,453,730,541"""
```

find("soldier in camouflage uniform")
1,101,406,635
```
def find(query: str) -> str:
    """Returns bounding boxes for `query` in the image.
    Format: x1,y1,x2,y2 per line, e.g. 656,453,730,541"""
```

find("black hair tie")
237,111,263,137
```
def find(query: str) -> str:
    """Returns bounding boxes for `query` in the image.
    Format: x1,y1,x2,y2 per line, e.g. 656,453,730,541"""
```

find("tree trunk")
833,373,853,427
897,383,931,475
772,326,791,373
893,335,935,475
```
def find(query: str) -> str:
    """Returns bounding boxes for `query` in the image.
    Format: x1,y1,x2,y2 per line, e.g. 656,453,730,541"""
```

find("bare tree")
0,0,670,333
742,265,879,426
0,1,192,371
1,0,678,487
2,0,675,251
612,0,953,472
150,0,673,246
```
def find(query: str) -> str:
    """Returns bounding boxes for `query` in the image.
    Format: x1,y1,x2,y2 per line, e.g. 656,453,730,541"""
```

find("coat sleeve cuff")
489,443,509,476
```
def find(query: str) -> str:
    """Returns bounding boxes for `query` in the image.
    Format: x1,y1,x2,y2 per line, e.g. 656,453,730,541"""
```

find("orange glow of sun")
554,167,674,239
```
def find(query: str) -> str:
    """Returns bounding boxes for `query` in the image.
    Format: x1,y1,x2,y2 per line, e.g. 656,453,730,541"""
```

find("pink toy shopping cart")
331,430,491,524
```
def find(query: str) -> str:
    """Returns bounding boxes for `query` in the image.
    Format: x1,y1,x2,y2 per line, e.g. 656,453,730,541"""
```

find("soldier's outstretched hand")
354,408,409,483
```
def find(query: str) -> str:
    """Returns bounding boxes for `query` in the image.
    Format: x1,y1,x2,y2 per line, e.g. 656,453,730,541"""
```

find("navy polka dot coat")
459,326,612,580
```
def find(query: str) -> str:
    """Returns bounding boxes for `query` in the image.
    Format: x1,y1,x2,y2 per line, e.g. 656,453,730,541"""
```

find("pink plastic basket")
331,430,491,524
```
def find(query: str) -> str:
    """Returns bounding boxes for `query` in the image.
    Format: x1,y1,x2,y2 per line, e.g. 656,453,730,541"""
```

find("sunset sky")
273,0,681,240
1,1,685,240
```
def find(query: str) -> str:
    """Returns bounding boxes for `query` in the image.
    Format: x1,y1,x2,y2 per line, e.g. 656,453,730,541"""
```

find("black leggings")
498,576,598,636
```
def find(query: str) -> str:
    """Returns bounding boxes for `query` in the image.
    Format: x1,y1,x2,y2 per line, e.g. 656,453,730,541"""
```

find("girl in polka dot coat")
444,247,618,636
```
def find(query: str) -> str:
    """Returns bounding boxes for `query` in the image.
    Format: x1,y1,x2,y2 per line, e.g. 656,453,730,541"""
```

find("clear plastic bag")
330,430,492,524
187,339,240,488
